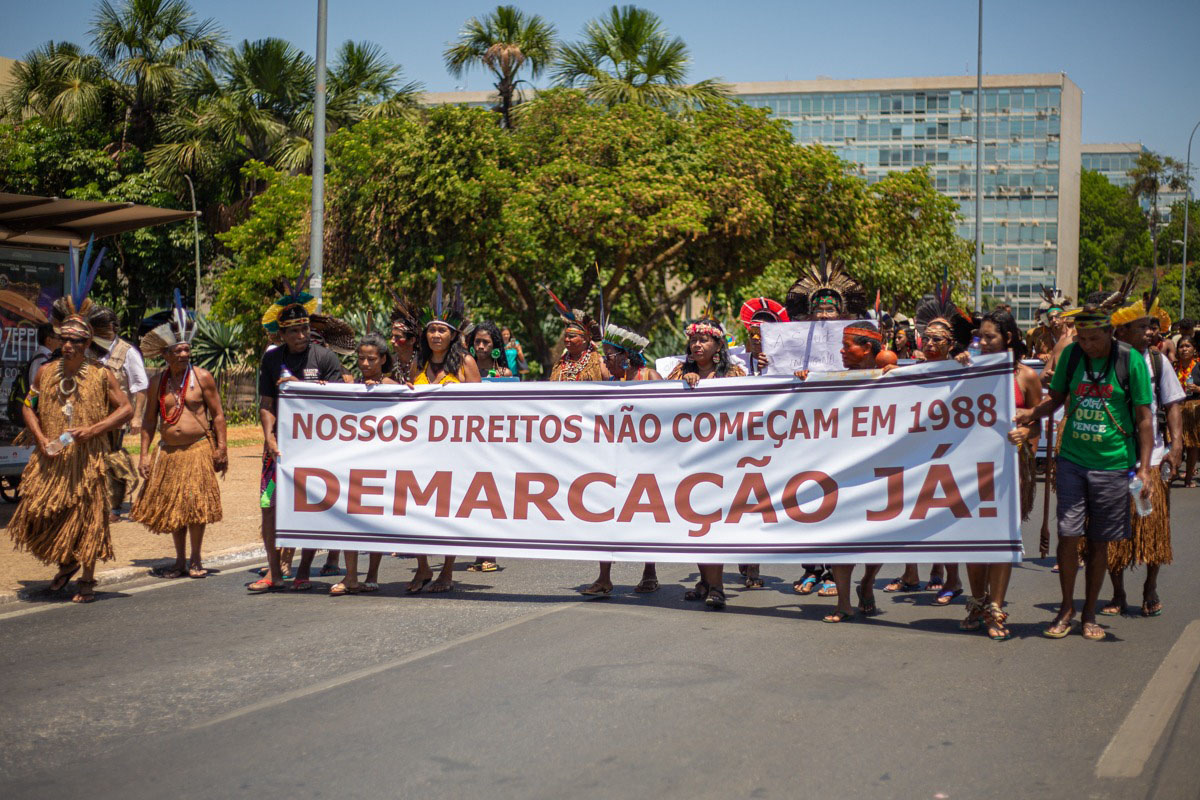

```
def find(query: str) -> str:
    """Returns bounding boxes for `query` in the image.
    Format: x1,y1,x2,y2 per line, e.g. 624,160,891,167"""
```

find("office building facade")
428,73,1082,322
1082,142,1187,223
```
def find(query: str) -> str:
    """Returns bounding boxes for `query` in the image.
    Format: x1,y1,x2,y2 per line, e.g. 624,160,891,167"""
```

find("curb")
0,542,267,606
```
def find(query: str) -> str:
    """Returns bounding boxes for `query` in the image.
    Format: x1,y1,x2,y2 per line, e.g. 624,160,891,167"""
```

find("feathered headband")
388,287,419,334
1069,269,1139,329
261,261,317,333
418,274,465,331
602,323,649,354
1111,272,1171,331
740,297,789,329
784,245,867,319
140,289,197,359
546,286,600,341
51,236,106,336
1038,286,1072,316
914,273,973,348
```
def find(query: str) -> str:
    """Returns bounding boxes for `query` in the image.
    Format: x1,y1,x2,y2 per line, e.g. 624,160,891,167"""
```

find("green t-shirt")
1050,342,1152,471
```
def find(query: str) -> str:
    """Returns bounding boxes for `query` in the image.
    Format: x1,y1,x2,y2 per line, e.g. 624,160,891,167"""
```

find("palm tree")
552,5,730,110
444,5,558,129
2,41,107,122
1130,150,1188,269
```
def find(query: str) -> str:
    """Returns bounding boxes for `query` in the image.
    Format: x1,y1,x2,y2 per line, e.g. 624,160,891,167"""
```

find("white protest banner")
275,354,1020,564
760,320,854,375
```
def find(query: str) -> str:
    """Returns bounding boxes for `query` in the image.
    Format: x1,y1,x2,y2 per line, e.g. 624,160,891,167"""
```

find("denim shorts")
1054,457,1131,542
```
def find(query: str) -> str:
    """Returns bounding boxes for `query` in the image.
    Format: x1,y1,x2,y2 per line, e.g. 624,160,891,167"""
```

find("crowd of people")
6,251,1191,644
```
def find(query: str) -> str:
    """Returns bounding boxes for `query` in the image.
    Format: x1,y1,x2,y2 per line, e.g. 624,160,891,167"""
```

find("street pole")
310,0,328,311
183,174,201,312
1182,119,1200,320
974,0,983,312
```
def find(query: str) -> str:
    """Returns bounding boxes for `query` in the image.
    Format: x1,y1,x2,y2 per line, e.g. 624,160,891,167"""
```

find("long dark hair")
981,310,1027,361
679,319,732,378
469,321,506,368
357,332,394,379
417,323,467,377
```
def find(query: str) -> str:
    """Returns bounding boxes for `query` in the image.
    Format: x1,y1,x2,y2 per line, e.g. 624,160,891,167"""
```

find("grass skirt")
1181,401,1200,449
8,441,112,566
1104,467,1171,571
1018,441,1036,522
132,437,223,533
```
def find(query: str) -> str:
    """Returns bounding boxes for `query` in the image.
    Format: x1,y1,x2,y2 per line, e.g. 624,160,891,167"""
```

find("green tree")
552,5,730,110
1079,168,1151,296
1129,149,1188,270
444,5,558,130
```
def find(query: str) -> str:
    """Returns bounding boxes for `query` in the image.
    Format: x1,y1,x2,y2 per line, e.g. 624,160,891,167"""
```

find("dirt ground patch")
0,442,266,597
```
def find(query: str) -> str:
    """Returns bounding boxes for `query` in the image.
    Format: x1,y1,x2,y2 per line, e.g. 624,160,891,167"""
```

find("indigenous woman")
330,333,398,596
9,297,133,604
670,318,746,610
893,320,915,360
389,290,420,383
501,327,527,379
465,320,510,573
1177,337,1200,486
580,323,662,597
133,294,227,579
407,280,481,594
883,284,973,604
547,290,609,382
960,310,1041,640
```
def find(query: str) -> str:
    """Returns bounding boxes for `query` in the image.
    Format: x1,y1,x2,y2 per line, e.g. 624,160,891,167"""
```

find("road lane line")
192,602,575,730
1096,620,1200,779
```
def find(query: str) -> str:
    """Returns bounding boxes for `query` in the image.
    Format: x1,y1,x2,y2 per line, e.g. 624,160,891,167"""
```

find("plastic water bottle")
1128,471,1152,517
967,335,982,358
44,431,73,456
1161,461,1175,483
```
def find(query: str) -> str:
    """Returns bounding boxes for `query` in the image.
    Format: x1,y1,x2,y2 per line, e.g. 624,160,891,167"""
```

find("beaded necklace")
158,365,193,426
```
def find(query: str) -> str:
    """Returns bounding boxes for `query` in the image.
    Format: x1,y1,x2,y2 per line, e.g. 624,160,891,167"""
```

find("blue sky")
4,0,1199,160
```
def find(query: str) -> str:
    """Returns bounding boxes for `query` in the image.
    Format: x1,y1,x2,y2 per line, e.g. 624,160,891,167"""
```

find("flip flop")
816,580,838,597
48,563,81,592
794,574,819,595
1081,622,1106,641
290,580,314,592
1141,602,1164,617
634,578,660,593
882,578,920,593
154,566,186,580
580,583,613,597
427,579,454,594
360,581,380,593
318,564,343,577
246,578,283,593
188,566,208,579
856,585,879,615
934,588,963,606
467,561,499,572
1098,603,1126,617
1043,617,1073,639
329,582,361,596
822,610,854,623
405,577,432,594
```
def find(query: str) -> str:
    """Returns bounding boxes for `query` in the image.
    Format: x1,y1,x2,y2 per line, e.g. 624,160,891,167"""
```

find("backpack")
1061,340,1149,429
5,352,45,426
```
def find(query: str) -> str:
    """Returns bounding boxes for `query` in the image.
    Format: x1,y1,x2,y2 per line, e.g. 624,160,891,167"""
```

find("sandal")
1098,600,1127,616
684,581,710,602
318,563,343,577
822,609,854,623
246,577,283,593
467,561,499,572
960,595,986,632
1141,600,1164,617
71,578,97,604
48,562,81,592
882,577,920,593
188,564,207,579
934,588,963,606
1043,614,1074,639
794,573,819,595
741,565,763,589
329,582,361,596
360,581,380,593
290,580,314,592
427,579,454,593
926,576,945,592
816,579,838,597
154,564,186,580
705,587,727,610
580,582,613,597
1081,621,1106,641
405,577,432,594
856,584,879,615
983,602,1012,641
634,578,660,593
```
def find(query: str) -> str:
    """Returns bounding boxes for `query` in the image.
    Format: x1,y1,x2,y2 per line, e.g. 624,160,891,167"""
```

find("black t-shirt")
258,343,345,398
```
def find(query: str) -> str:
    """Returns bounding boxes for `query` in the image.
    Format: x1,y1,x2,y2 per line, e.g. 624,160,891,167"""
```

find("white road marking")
0,559,268,622
1096,620,1200,779
192,602,574,729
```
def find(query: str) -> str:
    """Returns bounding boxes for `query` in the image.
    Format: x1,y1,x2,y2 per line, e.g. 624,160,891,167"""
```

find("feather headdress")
1037,286,1071,316
546,286,601,341
739,297,789,328
784,245,868,319
261,260,317,333
388,287,419,333
140,289,197,359
1069,268,1140,329
1110,269,1170,330
51,235,106,335
602,323,649,354
914,274,973,348
418,274,466,331
309,314,358,355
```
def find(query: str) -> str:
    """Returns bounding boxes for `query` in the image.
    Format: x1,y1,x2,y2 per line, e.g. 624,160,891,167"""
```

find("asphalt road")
1,484,1198,800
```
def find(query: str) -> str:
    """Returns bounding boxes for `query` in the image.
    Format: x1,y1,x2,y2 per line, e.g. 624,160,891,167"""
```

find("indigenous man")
580,323,662,597
547,289,609,382
8,294,132,603
784,248,868,598
132,295,228,579
248,278,346,593
1016,283,1155,641
90,306,148,522
1101,290,1182,618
